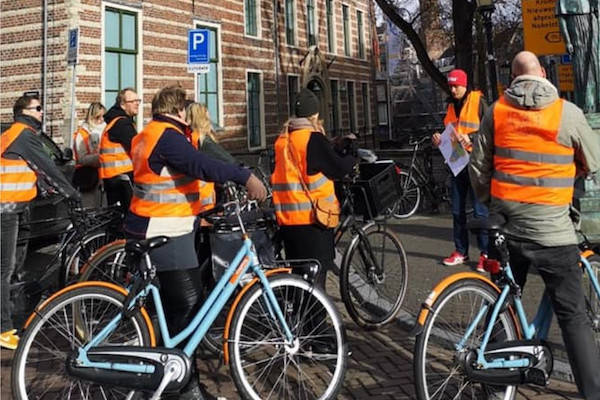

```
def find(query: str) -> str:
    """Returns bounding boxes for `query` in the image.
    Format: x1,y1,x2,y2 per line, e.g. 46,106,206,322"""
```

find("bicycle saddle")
467,213,507,233
125,236,169,255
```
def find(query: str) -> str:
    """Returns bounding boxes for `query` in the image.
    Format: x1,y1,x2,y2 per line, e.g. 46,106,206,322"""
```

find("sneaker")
0,329,19,350
442,251,468,266
476,253,488,273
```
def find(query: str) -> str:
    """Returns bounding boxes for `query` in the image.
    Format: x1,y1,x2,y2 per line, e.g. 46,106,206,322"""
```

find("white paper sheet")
438,124,470,176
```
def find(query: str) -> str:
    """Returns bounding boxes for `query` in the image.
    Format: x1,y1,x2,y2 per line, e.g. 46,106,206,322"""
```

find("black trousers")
508,240,600,400
103,174,132,214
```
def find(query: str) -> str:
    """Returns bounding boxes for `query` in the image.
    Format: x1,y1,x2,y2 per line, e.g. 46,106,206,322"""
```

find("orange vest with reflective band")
191,130,216,212
443,90,482,152
491,97,575,206
99,116,133,179
271,128,339,225
130,120,202,217
72,126,92,167
0,122,37,203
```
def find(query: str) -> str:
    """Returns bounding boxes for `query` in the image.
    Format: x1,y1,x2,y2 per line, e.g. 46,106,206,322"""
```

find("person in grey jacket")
470,51,600,399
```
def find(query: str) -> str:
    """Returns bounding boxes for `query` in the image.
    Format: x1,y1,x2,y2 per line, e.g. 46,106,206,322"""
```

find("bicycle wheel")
62,230,111,285
340,223,408,328
392,170,421,219
229,274,347,400
12,285,153,399
582,253,600,348
414,279,519,400
78,239,131,286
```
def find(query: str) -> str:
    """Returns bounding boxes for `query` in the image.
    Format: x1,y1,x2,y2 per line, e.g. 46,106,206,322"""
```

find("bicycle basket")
350,161,401,219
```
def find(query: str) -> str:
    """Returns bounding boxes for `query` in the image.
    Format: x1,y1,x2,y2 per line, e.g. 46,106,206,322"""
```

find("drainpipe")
42,0,48,133
272,0,281,127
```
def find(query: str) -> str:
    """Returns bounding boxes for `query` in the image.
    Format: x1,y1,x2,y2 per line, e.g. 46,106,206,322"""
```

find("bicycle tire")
392,170,421,219
12,284,153,400
340,223,408,328
228,274,347,400
78,239,130,286
582,253,600,349
414,278,519,400
62,230,111,286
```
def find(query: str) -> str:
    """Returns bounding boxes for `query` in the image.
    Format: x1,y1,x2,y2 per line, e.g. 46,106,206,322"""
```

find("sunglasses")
26,105,43,112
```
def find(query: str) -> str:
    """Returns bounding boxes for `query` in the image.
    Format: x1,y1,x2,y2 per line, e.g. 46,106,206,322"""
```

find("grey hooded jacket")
469,75,600,246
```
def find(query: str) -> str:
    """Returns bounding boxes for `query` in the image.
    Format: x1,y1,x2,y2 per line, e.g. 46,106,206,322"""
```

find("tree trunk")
452,0,476,83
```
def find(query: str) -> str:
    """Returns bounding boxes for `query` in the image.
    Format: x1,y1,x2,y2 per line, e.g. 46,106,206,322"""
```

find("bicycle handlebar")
408,136,431,146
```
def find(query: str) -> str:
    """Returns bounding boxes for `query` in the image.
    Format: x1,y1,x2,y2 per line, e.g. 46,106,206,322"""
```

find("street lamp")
476,0,498,101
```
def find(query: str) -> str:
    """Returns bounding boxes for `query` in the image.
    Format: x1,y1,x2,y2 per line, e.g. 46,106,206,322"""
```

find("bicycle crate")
350,161,401,219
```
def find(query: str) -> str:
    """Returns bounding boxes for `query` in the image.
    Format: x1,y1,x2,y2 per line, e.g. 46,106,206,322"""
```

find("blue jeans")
451,168,488,255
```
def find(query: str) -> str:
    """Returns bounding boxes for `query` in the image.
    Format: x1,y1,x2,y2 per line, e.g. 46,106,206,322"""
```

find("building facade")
1,0,378,151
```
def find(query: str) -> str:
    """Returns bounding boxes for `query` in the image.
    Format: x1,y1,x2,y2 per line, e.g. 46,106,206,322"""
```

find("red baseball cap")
447,69,468,87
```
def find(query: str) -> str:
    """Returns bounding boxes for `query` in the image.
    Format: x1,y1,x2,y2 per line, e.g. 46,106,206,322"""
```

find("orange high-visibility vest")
491,96,575,206
98,116,133,179
443,90,483,152
0,122,37,203
72,126,92,166
129,120,202,217
191,130,216,212
271,128,339,225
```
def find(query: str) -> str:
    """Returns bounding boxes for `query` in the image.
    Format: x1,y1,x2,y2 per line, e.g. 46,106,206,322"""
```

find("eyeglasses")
26,105,43,112
125,99,141,104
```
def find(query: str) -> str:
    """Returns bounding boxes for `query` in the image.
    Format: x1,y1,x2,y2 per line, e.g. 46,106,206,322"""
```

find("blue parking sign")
188,29,209,64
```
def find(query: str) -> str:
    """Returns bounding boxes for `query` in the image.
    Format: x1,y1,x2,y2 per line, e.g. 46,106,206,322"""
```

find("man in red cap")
432,69,489,271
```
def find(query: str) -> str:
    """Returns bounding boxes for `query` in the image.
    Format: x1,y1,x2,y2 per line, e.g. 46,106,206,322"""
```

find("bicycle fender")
78,238,126,276
22,280,157,347
413,273,501,333
222,268,292,364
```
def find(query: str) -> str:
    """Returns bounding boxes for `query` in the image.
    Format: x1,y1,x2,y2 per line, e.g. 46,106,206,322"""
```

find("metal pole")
69,64,76,147
42,0,48,133
483,11,498,101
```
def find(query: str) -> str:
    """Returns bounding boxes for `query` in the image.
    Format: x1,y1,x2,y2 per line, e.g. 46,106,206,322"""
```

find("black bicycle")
389,136,452,219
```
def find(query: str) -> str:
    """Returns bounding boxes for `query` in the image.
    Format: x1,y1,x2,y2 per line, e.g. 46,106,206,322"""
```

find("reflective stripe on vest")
491,96,575,206
271,128,339,225
98,116,133,179
0,122,37,203
443,90,482,152
130,120,202,217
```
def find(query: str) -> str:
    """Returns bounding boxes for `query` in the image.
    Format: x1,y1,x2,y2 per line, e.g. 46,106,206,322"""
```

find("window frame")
306,0,318,47
342,4,351,57
287,74,300,117
347,80,356,133
356,9,365,59
326,0,336,54
194,20,224,129
244,0,261,38
330,79,341,136
361,81,371,133
285,0,297,46
246,70,266,150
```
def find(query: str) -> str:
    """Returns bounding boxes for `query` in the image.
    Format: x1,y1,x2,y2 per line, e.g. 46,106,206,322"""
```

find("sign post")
521,0,565,55
187,29,210,74
67,28,79,146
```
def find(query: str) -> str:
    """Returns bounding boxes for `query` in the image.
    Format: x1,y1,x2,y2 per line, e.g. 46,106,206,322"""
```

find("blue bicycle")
12,200,348,400
412,214,600,399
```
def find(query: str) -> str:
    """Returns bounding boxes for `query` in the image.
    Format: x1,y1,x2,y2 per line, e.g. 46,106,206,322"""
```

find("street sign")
521,0,565,55
187,64,210,74
558,64,574,92
67,27,79,65
188,29,209,64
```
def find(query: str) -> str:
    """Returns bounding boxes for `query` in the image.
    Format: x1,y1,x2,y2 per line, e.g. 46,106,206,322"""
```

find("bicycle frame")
75,234,295,373
456,255,600,370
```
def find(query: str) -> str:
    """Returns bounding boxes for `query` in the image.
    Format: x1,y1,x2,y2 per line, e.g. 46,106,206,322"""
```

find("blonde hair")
186,102,217,144
85,102,105,124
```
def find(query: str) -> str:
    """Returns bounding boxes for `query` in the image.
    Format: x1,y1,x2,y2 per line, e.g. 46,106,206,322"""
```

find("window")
342,5,350,56
285,0,295,45
347,81,356,132
245,0,258,37
287,75,299,116
377,83,388,126
329,80,340,136
104,8,137,104
357,10,364,59
196,24,221,127
247,72,264,149
361,82,371,133
306,0,316,46
326,0,335,52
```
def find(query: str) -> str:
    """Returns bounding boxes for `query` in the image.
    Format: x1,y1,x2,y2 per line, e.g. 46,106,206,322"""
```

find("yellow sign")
558,64,574,92
521,0,566,55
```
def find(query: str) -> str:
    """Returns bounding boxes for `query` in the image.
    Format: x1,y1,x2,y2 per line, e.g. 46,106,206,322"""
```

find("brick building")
1,0,378,151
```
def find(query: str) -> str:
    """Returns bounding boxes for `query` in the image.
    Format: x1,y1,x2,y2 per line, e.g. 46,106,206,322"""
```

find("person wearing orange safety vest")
72,102,105,199
470,51,600,399
272,88,357,291
124,85,266,400
99,88,139,212
432,69,489,271
1,94,80,350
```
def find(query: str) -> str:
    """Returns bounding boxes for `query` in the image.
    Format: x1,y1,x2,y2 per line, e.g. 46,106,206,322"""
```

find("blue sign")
561,54,572,64
67,27,79,65
188,29,209,64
